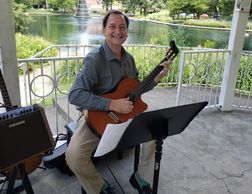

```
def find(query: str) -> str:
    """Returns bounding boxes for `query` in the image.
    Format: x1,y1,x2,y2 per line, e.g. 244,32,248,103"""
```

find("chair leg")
117,150,123,160
81,186,87,194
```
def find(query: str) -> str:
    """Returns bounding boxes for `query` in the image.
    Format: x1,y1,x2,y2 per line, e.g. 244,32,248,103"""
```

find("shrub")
183,19,230,28
16,33,57,73
16,33,56,59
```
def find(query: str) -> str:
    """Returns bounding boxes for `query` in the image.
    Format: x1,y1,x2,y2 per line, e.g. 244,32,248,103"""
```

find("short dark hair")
102,9,129,28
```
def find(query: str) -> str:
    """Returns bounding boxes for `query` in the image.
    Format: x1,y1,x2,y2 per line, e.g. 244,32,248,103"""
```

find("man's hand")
154,60,172,83
109,97,134,114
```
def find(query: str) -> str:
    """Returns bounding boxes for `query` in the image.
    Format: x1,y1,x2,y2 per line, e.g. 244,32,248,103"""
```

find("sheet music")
94,119,133,157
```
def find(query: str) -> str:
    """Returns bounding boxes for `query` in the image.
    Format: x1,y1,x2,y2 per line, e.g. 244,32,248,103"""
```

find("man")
65,9,171,194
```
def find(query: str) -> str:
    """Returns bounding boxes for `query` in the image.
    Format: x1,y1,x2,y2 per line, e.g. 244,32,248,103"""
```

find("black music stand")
115,101,208,194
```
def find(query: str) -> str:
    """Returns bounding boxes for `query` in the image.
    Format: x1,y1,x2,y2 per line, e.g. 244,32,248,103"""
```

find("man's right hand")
109,97,134,114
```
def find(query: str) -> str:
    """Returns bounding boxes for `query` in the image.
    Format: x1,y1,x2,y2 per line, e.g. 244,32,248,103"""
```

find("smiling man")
66,9,171,194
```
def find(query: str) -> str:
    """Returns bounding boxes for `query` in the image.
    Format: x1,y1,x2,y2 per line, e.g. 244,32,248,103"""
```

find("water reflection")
26,15,252,50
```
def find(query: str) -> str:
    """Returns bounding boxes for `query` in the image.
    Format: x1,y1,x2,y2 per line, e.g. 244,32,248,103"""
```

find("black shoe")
129,173,152,194
100,181,116,194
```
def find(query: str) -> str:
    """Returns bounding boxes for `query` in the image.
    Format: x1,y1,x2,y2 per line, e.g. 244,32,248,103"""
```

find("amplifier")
0,104,55,171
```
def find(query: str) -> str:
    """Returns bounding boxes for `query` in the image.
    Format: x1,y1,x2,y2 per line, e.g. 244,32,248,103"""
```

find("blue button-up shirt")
68,41,156,111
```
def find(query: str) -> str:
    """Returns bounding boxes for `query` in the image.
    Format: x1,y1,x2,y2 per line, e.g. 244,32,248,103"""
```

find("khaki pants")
65,117,155,194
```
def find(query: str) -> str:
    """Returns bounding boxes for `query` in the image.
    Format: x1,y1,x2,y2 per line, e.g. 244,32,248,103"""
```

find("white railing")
176,49,251,110
32,44,182,86
18,56,84,135
17,44,252,135
233,51,252,109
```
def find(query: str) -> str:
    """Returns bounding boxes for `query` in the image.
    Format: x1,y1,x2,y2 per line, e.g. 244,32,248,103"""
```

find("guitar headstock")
161,41,179,63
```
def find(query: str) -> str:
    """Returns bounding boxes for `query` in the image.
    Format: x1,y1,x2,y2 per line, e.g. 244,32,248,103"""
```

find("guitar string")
132,58,169,99
134,57,168,97
131,65,163,100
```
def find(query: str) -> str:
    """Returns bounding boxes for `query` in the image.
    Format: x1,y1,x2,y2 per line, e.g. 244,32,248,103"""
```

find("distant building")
200,14,209,20
86,0,103,11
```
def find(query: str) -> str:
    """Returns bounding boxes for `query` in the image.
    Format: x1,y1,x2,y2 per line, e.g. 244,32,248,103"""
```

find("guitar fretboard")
129,41,179,102
0,70,12,111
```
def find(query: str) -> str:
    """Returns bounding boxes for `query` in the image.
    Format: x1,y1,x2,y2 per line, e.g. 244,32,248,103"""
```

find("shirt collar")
102,41,126,62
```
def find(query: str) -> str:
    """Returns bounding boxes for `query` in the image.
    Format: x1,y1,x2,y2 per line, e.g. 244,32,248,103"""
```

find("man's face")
103,13,128,47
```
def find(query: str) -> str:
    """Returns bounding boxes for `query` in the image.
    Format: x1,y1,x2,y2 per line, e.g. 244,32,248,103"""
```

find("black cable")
54,133,68,142
104,162,125,194
0,103,11,110
0,103,18,111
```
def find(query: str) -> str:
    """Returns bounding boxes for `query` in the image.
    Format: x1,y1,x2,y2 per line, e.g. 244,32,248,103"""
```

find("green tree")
122,0,137,15
208,0,220,18
15,0,32,6
191,1,208,19
208,0,235,19
48,0,76,12
169,0,208,19
100,0,113,11
220,0,235,17
122,0,167,16
15,0,48,8
12,1,30,33
168,0,184,19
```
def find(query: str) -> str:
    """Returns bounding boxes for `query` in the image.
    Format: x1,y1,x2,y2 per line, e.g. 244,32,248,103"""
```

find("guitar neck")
129,65,164,101
0,70,13,111
129,41,179,102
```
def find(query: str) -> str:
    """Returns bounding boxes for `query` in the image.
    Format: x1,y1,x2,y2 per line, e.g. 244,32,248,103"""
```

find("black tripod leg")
6,166,18,194
152,139,163,194
17,163,34,194
134,144,140,172
81,186,87,194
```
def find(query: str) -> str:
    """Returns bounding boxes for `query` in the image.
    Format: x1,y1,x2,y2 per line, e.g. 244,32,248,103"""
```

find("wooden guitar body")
87,78,148,137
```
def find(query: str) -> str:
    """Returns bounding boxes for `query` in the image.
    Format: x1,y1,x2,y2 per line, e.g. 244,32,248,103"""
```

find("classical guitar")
86,41,179,137
0,69,42,178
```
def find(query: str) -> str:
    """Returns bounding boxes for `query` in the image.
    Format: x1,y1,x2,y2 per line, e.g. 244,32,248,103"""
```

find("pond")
25,15,252,50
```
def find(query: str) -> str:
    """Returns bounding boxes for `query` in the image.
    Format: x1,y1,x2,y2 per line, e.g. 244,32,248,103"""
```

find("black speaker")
0,104,55,171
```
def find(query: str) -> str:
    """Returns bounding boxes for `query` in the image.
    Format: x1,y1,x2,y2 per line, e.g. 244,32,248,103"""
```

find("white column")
0,0,21,107
219,0,252,111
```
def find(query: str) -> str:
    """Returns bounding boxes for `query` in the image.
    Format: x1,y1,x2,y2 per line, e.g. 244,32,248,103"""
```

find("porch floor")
10,88,252,194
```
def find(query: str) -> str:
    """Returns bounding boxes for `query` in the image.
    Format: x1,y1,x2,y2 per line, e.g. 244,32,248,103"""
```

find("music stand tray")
115,101,208,194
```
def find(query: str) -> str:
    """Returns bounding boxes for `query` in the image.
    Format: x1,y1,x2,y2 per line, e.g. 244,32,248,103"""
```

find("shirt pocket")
99,70,111,82
97,69,113,92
